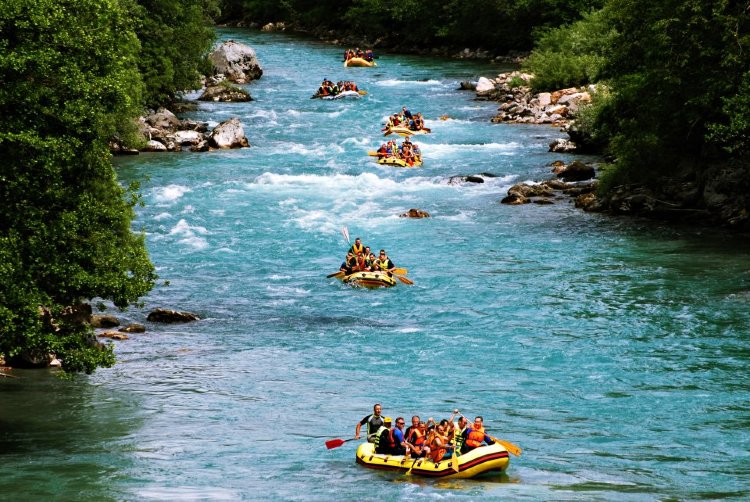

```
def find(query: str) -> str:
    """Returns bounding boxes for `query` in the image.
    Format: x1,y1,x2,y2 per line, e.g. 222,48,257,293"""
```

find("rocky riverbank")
471,71,750,231
111,40,260,155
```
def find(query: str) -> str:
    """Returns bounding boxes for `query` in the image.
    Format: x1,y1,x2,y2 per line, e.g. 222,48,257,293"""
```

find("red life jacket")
387,428,397,449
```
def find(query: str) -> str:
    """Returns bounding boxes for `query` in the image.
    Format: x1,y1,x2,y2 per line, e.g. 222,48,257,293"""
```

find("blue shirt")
393,428,404,444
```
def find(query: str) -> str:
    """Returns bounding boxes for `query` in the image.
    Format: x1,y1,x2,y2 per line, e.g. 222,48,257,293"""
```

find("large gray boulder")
209,118,249,149
144,108,181,132
208,40,263,84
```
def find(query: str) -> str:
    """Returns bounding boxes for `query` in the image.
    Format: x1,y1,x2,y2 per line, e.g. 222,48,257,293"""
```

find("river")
2,28,750,501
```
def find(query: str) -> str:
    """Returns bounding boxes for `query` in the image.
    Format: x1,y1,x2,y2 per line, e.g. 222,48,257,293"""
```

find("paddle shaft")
326,437,356,450
457,412,522,456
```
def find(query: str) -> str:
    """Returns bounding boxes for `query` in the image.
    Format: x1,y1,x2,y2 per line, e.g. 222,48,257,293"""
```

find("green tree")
524,9,612,92
133,0,218,107
0,0,156,373
218,0,604,53
591,0,750,183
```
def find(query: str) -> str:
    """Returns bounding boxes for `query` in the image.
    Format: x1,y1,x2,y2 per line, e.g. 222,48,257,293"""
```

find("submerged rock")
119,323,146,333
400,208,431,218
91,314,120,328
98,331,129,340
199,84,252,102
147,308,200,323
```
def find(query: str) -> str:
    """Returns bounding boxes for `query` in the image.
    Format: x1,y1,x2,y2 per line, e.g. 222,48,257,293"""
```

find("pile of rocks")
501,159,598,206
137,110,248,152
111,40,261,155
470,71,594,128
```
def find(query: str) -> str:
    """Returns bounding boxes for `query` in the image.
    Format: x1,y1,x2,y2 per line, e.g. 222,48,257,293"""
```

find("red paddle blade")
326,438,346,450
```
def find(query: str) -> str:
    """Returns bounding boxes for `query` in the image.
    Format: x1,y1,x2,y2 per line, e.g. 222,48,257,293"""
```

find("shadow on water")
0,370,142,500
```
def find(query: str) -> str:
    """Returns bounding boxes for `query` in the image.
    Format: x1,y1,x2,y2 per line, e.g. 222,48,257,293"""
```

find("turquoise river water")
2,28,750,501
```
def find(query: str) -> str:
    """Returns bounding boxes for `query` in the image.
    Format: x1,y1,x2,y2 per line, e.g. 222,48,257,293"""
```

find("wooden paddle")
325,437,356,450
457,412,522,457
327,271,345,279
394,274,413,285
487,434,522,457
405,457,419,475
367,151,380,157
450,448,459,473
391,267,408,275
358,90,368,95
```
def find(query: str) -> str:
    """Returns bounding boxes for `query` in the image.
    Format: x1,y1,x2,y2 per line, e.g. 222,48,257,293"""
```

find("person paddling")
461,416,495,454
355,403,385,443
373,250,395,275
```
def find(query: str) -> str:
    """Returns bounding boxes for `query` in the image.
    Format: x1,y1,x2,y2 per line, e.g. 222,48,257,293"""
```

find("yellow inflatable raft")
355,442,510,479
344,57,377,67
384,126,429,137
343,271,396,288
377,157,422,168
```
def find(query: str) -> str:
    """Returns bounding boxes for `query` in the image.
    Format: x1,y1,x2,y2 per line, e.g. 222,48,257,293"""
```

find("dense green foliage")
523,9,612,92
0,0,156,372
133,0,218,107
218,0,605,53
0,0,216,373
523,0,750,189
593,0,750,184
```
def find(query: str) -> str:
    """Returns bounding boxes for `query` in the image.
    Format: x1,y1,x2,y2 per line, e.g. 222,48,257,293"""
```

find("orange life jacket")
465,426,485,448
428,432,447,462
407,428,424,446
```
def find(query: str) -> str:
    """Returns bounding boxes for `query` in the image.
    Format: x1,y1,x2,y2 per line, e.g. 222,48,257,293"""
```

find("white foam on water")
438,210,477,222
268,274,293,280
340,137,369,147
267,142,345,156
153,212,172,221
420,142,520,158
153,184,190,203
252,171,445,194
396,327,423,333
266,285,311,296
375,79,443,87
169,219,210,250
286,108,345,119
